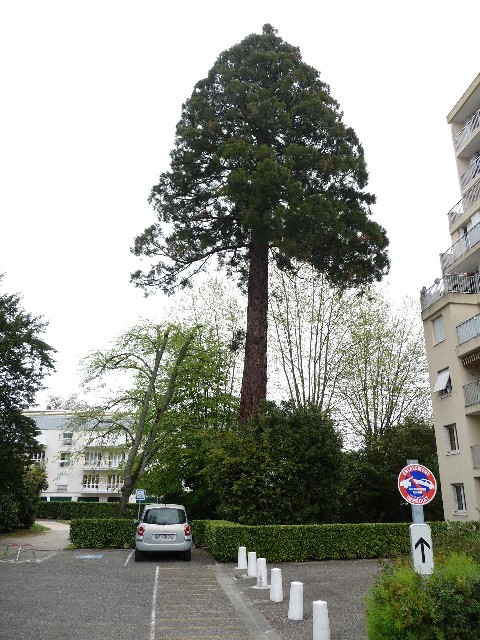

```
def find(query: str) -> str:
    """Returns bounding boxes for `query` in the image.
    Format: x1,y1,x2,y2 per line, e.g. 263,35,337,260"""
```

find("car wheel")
183,548,192,561
135,548,145,562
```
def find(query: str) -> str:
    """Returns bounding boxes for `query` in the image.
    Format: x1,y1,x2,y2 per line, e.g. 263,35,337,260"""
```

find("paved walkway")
0,519,70,552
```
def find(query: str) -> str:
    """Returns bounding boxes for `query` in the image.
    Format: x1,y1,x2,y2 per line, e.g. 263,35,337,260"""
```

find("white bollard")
253,557,270,589
270,568,283,602
236,546,247,570
288,581,304,621
313,600,330,640
247,551,257,577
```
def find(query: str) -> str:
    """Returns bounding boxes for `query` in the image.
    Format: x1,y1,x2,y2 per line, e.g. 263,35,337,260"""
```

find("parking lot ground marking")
124,550,134,566
150,566,160,640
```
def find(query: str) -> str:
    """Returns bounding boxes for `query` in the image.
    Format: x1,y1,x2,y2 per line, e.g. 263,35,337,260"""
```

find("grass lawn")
0,523,49,540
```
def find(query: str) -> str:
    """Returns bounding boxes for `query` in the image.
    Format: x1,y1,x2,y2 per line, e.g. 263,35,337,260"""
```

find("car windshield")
144,508,186,525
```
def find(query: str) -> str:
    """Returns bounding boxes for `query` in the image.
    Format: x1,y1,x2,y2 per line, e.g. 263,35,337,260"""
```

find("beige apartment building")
421,73,480,520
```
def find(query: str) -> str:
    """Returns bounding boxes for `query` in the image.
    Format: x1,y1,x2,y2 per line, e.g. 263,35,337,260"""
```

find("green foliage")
132,25,388,294
366,554,480,639
338,293,430,446
14,465,48,529
0,492,20,531
132,25,389,422
70,518,137,548
341,416,443,523
0,278,55,530
206,402,343,524
196,520,411,562
37,501,138,520
432,520,480,562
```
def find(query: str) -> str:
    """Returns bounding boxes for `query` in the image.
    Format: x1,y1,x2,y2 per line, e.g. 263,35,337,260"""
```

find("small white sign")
410,524,434,575
135,489,146,501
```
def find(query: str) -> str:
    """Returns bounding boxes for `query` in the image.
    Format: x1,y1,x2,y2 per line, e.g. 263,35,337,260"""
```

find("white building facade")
421,74,480,520
28,410,129,503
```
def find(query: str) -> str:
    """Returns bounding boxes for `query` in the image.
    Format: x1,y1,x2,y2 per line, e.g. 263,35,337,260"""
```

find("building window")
59,453,71,467
107,474,123,491
444,424,459,454
452,483,467,513
82,474,99,489
85,451,103,467
432,315,445,344
433,368,452,397
31,451,45,464
61,432,73,446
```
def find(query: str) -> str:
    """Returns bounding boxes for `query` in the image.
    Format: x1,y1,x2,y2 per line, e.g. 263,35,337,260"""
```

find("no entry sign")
398,464,437,506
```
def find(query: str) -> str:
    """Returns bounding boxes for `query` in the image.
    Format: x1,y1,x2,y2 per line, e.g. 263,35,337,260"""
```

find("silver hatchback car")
135,503,192,561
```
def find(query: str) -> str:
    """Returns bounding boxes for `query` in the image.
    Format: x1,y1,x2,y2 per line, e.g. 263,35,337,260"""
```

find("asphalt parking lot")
0,544,380,640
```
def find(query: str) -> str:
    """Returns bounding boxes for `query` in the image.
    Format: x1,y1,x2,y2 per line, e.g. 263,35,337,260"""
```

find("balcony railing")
448,180,480,227
420,273,480,311
457,312,480,344
460,156,480,190
471,444,480,469
440,222,480,272
81,482,123,493
464,380,480,406
455,107,480,151
83,462,124,470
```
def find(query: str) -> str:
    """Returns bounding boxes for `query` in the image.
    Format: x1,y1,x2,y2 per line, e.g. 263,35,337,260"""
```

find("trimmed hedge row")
66,517,480,562
37,501,138,520
70,518,137,548
193,520,477,562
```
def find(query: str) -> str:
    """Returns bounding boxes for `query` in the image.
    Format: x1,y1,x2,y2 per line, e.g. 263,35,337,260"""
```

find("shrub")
70,518,137,548
200,521,412,562
0,493,20,532
366,553,480,639
37,501,138,520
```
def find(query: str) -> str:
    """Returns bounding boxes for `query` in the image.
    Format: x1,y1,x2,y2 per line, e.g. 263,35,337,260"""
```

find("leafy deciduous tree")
269,263,352,411
131,25,389,424
338,292,430,447
70,323,196,516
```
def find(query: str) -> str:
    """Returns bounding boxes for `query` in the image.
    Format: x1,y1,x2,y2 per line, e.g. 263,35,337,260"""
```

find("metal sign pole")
407,459,425,524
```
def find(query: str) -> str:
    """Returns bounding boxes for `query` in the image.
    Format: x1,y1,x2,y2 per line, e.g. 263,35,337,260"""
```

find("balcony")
454,106,480,155
420,273,480,312
458,312,480,344
83,461,124,471
81,481,123,493
460,157,480,191
448,180,480,228
440,222,480,274
463,380,480,415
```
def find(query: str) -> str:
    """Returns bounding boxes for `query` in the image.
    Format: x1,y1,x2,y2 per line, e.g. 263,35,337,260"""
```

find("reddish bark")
239,235,269,424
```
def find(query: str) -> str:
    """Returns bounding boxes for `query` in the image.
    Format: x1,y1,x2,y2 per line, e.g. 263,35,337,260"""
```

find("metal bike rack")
3,543,36,562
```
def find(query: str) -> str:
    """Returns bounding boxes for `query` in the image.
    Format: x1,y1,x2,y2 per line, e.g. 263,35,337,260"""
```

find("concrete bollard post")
247,551,257,577
236,546,247,570
313,600,330,640
270,568,283,602
287,581,304,620
253,557,270,589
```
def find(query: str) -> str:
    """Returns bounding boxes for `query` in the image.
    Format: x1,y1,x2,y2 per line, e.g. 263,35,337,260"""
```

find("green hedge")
66,517,480,561
70,518,137,548
193,520,476,562
37,501,139,520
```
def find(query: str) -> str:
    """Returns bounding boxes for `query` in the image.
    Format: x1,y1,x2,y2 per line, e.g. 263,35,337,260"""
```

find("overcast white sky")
1,1,479,407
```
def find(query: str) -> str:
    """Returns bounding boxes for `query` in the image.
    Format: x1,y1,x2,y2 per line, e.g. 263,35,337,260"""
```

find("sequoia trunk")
239,235,269,424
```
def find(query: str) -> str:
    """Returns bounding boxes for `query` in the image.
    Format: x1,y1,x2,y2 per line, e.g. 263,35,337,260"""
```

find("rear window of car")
143,508,186,525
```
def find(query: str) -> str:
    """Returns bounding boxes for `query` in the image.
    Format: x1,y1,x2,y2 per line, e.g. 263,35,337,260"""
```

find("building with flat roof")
27,410,129,503
421,74,480,520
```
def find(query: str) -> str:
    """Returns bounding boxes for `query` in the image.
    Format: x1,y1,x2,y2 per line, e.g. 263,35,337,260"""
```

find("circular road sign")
398,464,437,506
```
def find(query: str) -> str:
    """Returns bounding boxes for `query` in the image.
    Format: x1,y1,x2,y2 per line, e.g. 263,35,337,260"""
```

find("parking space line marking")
124,550,134,566
37,553,57,563
150,566,160,640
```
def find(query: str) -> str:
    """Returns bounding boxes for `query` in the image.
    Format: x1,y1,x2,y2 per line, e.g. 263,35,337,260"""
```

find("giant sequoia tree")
132,25,389,423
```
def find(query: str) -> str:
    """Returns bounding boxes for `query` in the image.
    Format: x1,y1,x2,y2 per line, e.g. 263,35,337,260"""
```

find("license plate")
154,534,175,540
